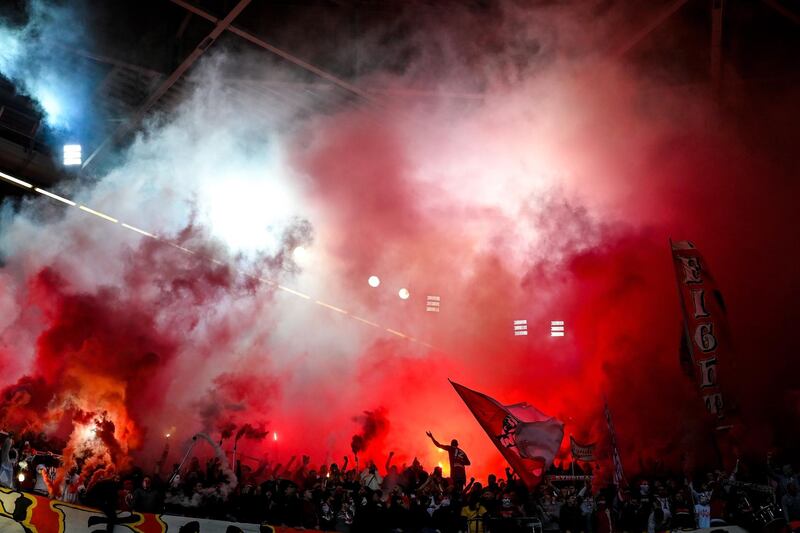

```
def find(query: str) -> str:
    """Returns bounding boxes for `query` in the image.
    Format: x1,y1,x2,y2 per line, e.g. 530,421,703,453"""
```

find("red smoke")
0,2,799,487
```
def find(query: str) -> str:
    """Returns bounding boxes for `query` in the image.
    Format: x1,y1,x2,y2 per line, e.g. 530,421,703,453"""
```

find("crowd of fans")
1,429,799,532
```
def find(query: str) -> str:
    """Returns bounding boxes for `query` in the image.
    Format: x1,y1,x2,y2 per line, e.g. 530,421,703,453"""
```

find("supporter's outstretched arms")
294,455,309,479
154,443,169,477
281,455,296,476
299,455,310,474
505,466,516,482
252,459,268,479
342,455,349,472
425,431,443,449
419,476,432,492
464,477,475,495
385,451,394,475
687,479,701,503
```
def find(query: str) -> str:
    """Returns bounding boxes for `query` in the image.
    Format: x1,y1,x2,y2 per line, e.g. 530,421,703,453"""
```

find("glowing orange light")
273,432,278,441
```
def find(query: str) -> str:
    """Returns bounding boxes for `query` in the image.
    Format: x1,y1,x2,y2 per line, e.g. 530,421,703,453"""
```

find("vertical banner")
670,240,734,428
604,398,625,487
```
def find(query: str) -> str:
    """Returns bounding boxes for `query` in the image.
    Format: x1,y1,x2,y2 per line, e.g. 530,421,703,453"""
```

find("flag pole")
668,237,695,373
570,434,575,476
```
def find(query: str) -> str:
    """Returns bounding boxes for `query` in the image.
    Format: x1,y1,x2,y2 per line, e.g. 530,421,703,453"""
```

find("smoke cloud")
351,409,390,457
0,0,798,484
0,0,91,130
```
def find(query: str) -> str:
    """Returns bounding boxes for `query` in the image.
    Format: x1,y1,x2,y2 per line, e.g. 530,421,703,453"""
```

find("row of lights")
63,144,82,166
365,276,565,338
514,319,567,337
366,275,412,300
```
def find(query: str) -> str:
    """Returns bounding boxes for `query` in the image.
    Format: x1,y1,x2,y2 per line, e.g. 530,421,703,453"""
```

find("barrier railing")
467,516,543,533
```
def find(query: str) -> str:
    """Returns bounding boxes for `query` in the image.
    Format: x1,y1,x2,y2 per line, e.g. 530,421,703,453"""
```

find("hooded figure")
0,436,16,488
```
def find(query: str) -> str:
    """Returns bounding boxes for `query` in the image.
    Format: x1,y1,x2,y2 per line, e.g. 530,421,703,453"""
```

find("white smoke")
0,0,90,130
0,0,730,475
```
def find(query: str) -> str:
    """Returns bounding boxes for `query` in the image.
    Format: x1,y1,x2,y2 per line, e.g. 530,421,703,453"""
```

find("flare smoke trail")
0,0,798,482
351,409,390,457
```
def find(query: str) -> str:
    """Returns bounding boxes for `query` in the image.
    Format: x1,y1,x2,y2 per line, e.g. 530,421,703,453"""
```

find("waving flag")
569,436,596,462
450,380,564,488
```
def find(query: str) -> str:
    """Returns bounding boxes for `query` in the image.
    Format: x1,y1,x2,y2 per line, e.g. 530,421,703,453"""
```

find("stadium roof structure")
1,0,799,193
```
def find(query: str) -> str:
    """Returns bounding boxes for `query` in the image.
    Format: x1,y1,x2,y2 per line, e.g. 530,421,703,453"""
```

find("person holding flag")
425,430,471,491
449,381,564,489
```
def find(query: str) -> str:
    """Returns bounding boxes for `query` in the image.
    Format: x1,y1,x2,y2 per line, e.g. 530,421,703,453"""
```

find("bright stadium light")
203,175,292,254
399,288,410,300
63,144,82,166
551,320,565,337
368,275,380,288
426,295,440,312
514,319,528,336
292,246,308,262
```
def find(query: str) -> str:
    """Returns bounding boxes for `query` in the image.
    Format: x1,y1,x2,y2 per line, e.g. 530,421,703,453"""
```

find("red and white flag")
450,380,564,488
670,240,734,427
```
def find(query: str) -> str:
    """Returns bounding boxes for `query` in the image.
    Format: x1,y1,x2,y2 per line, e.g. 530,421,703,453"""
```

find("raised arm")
505,466,517,482
281,455,297,477
252,458,268,479
687,478,701,503
463,477,475,495
154,443,169,477
385,451,394,475
418,474,433,493
425,431,444,449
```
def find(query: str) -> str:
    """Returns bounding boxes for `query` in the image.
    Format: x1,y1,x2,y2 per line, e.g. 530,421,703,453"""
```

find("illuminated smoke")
0,0,797,484
0,0,91,129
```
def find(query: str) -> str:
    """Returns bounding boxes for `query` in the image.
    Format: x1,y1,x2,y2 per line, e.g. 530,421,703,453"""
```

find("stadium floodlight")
551,320,565,337
292,246,308,262
426,295,440,312
514,319,528,336
63,144,82,166
398,288,410,300
368,275,380,288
